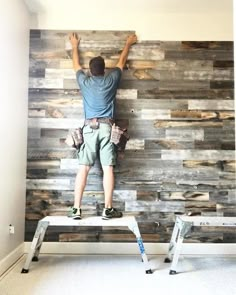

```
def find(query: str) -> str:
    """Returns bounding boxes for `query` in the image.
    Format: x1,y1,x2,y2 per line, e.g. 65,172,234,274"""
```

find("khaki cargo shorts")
77,123,116,166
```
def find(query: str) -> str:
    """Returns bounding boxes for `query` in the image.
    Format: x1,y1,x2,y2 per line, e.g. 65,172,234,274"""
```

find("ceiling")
24,0,232,14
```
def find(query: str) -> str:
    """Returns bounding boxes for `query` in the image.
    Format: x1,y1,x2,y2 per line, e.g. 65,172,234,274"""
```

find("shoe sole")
102,216,111,220
102,216,122,220
72,216,82,220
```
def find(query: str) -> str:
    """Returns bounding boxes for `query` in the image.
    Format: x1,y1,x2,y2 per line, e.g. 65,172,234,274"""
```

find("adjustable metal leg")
21,220,49,273
128,221,152,274
168,217,193,275
164,220,180,263
169,234,184,275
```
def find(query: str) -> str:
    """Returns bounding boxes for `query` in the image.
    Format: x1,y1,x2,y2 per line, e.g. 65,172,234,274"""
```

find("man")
68,32,137,220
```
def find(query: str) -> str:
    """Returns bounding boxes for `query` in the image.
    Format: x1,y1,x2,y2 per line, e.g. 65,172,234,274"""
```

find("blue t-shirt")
76,67,122,119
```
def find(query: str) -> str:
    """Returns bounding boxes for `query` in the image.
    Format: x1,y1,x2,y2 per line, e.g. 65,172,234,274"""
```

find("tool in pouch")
65,127,84,150
110,123,130,151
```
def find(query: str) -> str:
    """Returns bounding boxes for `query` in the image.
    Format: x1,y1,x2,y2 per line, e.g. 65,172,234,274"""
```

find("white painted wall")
27,0,233,40
0,0,29,272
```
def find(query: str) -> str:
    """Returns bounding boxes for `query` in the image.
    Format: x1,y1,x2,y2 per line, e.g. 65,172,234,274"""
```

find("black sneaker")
68,207,82,219
102,207,123,220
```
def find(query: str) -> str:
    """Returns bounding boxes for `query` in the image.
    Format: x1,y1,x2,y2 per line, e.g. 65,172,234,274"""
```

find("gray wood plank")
125,201,185,213
165,49,233,61
188,100,234,110
138,89,234,100
28,118,83,128
162,150,235,161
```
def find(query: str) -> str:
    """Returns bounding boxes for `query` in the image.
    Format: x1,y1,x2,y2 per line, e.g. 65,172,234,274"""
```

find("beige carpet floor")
0,254,235,295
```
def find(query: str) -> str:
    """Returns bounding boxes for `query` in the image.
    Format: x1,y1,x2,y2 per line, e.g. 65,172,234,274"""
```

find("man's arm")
69,32,82,72
116,34,137,71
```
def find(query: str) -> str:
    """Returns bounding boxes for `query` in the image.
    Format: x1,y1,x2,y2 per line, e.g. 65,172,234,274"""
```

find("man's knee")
79,165,91,174
102,165,114,173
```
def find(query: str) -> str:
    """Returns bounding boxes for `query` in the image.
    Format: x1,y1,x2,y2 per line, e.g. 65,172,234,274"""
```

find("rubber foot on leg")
145,269,153,274
21,268,29,273
32,256,39,262
169,270,177,275
164,257,171,263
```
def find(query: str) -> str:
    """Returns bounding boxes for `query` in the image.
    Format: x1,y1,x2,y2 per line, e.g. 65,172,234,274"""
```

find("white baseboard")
0,243,24,277
24,242,236,256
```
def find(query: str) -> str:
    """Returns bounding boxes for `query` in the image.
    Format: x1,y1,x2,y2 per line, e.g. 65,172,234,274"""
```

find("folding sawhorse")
21,216,152,274
165,215,236,274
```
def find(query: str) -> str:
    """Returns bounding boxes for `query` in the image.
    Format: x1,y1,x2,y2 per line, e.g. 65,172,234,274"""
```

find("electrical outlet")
9,224,15,234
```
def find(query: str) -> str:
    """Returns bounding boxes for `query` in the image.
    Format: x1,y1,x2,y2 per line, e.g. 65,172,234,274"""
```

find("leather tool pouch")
110,123,130,151
65,127,84,150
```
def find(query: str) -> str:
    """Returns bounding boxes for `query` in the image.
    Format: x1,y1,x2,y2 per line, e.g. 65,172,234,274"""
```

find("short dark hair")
89,56,105,76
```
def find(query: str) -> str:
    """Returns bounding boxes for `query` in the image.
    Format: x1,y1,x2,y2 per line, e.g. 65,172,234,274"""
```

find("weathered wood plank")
210,80,234,89
185,200,217,214
213,61,234,68
217,204,236,215
222,161,236,173
52,59,215,71
27,128,41,139
170,110,235,121
29,78,64,89
27,148,76,160
28,109,46,118
39,30,135,40
221,141,235,150
160,191,209,201
29,58,60,72
162,150,235,161
154,121,223,128
28,118,83,128
159,80,210,90
165,49,233,61
204,128,235,141
171,110,217,120
26,179,72,190
194,141,222,150
181,41,233,50
145,140,194,150
27,160,61,169
125,201,185,213
140,109,170,120
152,168,219,182
138,89,234,100
188,100,234,110
183,160,220,169
165,129,204,141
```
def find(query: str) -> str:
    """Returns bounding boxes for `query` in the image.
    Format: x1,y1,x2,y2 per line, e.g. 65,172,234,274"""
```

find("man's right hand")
69,32,80,49
126,34,138,47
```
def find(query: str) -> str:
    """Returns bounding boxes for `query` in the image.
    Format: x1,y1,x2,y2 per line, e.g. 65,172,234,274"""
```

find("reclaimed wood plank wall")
26,30,235,243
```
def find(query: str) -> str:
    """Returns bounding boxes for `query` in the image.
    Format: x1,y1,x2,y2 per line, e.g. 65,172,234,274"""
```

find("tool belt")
84,118,114,129
110,123,130,151
65,127,84,150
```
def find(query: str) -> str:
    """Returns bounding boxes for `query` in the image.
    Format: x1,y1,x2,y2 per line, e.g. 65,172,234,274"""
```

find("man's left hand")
69,32,80,48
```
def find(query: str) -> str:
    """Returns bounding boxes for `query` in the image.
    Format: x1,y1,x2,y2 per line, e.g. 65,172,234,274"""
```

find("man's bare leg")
74,165,91,208
102,165,114,208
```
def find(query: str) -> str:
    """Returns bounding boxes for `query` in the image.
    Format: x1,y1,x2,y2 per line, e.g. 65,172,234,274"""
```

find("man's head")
89,56,105,76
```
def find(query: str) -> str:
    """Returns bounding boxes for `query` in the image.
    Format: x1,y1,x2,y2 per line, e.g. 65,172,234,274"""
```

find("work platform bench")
22,216,152,274
165,215,236,274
